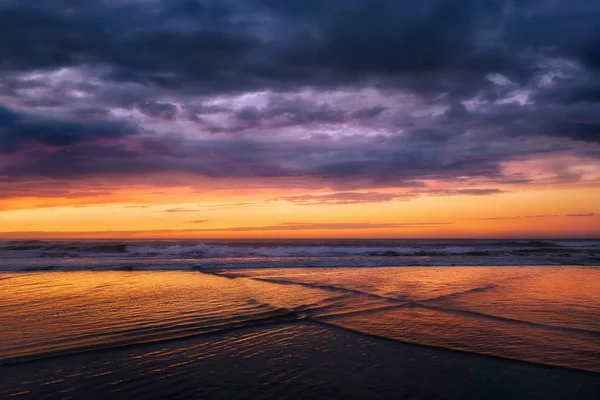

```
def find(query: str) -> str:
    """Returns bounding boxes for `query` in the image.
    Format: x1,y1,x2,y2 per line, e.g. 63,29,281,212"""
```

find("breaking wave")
1,239,599,270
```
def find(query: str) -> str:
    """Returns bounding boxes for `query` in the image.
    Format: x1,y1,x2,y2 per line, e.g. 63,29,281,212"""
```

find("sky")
0,0,599,238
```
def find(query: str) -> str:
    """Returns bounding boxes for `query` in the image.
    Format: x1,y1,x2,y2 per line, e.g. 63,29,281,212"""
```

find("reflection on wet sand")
1,267,599,399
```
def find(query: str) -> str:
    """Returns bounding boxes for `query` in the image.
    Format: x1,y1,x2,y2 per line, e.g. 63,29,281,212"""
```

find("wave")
2,240,599,258
313,318,600,374
125,244,500,258
551,241,600,248
421,284,500,302
415,302,600,338
0,309,308,367
249,276,403,302
2,239,600,270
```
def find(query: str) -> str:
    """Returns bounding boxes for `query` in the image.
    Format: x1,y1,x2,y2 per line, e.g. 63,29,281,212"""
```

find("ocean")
1,238,600,271
1,239,599,399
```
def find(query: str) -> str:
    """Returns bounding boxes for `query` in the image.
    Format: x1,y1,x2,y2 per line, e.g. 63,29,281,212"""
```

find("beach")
1,264,599,399
3,0,600,398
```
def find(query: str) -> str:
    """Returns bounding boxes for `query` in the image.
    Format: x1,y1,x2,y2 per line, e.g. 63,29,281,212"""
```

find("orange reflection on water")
0,272,271,361
1,266,599,373
222,266,532,301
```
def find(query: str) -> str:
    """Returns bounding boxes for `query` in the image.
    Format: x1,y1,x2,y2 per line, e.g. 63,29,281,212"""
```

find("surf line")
204,271,409,303
308,318,600,375
416,302,600,338
208,271,600,338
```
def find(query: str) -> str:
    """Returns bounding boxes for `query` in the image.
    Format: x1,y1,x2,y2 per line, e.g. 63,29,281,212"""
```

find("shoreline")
2,267,599,399
2,321,599,400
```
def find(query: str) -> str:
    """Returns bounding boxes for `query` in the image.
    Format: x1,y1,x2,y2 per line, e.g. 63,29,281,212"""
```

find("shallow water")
1,266,599,399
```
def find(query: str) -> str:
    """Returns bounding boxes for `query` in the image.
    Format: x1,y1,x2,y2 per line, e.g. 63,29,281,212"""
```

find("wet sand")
2,322,599,400
1,267,599,399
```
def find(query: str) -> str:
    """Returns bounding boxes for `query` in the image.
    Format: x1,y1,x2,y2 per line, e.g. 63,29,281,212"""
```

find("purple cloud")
0,0,599,199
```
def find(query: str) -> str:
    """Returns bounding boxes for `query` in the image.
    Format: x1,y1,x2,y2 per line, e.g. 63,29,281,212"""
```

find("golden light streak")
0,184,598,238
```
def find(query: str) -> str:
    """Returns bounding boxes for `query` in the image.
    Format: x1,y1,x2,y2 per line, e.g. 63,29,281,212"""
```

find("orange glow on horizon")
0,182,598,239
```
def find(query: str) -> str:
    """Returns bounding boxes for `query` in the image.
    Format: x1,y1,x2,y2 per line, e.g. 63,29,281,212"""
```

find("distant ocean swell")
1,239,599,270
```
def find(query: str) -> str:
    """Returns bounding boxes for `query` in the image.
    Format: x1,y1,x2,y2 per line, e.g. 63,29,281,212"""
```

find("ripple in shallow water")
1,267,599,399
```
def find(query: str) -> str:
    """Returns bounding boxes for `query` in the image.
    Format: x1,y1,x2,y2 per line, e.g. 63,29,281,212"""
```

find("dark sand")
1,322,599,400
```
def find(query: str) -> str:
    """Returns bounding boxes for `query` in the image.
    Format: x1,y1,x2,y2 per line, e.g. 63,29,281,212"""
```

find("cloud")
424,189,505,196
0,186,114,200
0,0,599,197
275,192,406,205
164,203,261,212
164,208,202,213
0,229,216,239
0,0,596,96
72,108,111,119
351,105,388,119
0,104,136,154
276,188,504,205
0,221,451,238
190,220,210,224
199,202,262,211
137,101,178,120
474,215,555,221
190,221,451,232
473,213,595,220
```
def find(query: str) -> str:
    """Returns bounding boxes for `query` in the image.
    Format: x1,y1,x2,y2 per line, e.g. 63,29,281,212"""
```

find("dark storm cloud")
234,106,261,123
473,100,600,144
0,104,135,154
309,145,506,184
3,135,297,180
137,101,179,120
0,0,599,191
351,105,388,119
0,1,597,104
263,101,346,124
223,96,350,129
72,108,111,119
0,119,567,187
201,97,352,134
0,0,597,94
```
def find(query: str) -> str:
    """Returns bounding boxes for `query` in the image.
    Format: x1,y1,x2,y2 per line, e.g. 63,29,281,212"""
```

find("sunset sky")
0,0,599,238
